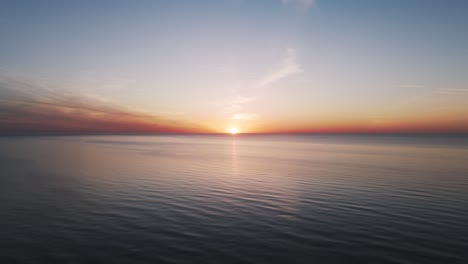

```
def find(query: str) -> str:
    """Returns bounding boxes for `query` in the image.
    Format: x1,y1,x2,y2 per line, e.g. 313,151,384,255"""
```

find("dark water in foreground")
1,135,468,263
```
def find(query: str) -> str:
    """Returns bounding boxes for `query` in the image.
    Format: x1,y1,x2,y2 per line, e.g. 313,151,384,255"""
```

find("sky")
1,0,467,134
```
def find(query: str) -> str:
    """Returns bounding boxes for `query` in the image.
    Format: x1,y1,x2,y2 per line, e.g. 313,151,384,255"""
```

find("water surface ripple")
1,135,468,263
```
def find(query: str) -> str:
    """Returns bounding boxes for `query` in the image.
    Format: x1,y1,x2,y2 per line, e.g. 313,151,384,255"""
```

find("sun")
228,127,239,135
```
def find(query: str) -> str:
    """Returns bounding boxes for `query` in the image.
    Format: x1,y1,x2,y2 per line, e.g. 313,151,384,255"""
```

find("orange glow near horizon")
4,112,467,134
228,128,239,135
1,1,468,136
1,75,467,135
238,114,468,134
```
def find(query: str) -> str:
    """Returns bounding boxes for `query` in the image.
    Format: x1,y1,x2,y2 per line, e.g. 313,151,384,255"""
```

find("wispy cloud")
437,88,468,94
281,0,316,9
256,48,303,88
224,90,257,114
220,48,303,131
0,73,207,134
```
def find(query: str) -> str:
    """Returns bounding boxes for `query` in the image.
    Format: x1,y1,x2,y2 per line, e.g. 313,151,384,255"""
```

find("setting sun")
228,128,239,135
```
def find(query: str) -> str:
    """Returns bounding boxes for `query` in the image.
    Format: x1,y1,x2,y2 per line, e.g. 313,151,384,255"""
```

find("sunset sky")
1,0,467,134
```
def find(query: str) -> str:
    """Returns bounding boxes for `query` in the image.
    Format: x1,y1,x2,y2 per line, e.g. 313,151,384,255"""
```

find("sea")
1,134,468,263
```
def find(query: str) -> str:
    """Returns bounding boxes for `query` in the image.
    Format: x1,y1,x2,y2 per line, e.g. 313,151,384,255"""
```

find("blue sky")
1,0,467,133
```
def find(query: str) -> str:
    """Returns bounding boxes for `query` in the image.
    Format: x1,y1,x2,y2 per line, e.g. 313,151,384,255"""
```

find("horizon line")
1,132,467,136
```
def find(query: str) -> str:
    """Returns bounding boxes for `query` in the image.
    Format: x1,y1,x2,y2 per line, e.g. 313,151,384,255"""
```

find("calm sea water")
1,135,468,263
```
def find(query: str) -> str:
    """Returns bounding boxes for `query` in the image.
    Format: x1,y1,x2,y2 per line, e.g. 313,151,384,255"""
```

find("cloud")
220,48,303,131
281,0,316,9
219,48,303,131
223,89,257,114
0,73,208,134
437,88,468,95
256,48,303,88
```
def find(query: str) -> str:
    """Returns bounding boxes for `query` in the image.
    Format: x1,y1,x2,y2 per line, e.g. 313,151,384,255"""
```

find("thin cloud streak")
0,73,208,134
437,88,468,94
223,89,257,114
222,48,303,130
256,48,303,88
